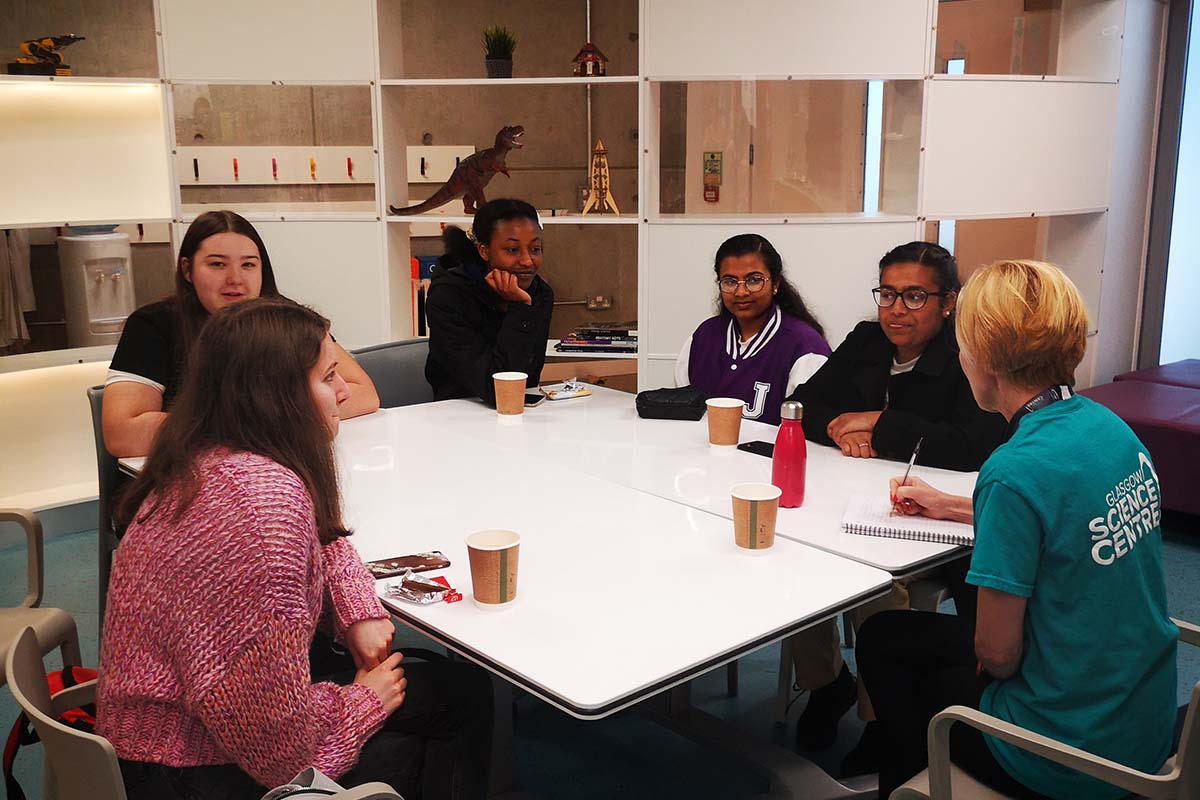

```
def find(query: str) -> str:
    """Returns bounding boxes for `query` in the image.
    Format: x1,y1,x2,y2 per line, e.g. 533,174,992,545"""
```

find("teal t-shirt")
967,394,1177,800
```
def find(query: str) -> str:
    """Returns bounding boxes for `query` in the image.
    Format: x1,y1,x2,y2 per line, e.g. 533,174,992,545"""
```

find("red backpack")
3,665,97,800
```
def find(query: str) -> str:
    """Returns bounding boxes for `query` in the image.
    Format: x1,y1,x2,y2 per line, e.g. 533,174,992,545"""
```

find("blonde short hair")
956,260,1088,387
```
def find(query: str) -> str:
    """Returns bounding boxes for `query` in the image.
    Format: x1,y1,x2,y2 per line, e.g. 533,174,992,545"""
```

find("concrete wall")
175,84,376,208
381,0,639,79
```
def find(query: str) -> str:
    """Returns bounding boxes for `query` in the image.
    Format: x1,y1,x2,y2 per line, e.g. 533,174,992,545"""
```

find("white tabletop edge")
379,575,893,720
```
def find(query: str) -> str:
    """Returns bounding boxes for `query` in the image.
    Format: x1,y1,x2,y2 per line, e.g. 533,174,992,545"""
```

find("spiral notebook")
841,495,975,546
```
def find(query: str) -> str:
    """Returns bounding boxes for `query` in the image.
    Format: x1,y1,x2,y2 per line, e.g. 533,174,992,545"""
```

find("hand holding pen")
890,437,923,516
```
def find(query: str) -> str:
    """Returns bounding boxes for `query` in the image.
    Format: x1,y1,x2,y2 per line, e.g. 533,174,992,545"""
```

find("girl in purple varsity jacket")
674,233,831,425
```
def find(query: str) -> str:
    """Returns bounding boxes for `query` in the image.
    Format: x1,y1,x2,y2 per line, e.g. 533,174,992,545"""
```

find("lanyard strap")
1007,384,1071,437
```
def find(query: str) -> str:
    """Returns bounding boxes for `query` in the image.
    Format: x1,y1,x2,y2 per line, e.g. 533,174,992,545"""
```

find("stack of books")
555,322,638,354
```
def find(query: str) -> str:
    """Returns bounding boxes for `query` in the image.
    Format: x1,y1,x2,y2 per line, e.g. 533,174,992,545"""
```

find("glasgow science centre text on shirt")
1088,452,1162,567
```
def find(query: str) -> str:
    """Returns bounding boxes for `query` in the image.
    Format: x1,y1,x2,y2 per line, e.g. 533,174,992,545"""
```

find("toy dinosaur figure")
389,125,524,216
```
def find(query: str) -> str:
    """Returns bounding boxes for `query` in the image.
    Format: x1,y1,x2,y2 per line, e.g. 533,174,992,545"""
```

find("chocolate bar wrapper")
384,569,450,605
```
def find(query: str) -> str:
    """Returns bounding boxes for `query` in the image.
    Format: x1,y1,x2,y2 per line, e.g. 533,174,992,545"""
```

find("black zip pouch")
635,387,707,421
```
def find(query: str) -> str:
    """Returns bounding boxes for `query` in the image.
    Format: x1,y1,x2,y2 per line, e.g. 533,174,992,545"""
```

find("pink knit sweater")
97,448,390,787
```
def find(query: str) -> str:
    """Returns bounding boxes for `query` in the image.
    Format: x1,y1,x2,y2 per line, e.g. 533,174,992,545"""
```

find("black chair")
86,386,121,632
351,338,435,409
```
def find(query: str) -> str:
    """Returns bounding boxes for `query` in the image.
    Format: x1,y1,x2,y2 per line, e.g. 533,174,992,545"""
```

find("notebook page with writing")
841,494,975,546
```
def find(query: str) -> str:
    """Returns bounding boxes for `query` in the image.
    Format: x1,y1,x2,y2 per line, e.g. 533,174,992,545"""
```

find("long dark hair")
439,198,541,271
713,233,825,338
115,298,350,545
175,211,281,365
878,241,961,293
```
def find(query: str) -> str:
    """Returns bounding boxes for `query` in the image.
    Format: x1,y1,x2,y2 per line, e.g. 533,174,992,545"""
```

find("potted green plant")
482,25,516,78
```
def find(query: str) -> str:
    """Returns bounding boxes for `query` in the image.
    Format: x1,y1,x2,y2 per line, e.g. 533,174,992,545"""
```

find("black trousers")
856,610,1048,800
119,640,493,800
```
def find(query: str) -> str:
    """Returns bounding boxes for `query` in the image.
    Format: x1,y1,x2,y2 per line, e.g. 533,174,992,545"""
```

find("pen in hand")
892,436,924,516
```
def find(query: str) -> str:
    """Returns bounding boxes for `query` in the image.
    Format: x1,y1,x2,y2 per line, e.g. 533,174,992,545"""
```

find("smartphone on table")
737,440,775,458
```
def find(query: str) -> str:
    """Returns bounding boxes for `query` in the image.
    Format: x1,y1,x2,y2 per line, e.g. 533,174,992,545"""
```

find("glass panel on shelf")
381,82,637,222
173,84,376,216
934,0,1123,81
654,80,921,217
377,0,638,81
0,222,174,360
924,211,1106,329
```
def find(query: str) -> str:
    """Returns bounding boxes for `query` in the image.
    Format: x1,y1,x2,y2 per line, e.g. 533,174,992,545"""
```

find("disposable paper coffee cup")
730,483,781,551
493,371,528,417
706,397,744,447
466,529,521,607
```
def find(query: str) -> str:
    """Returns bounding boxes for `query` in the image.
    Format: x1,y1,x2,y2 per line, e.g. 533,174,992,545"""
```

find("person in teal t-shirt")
856,260,1178,800
968,393,1176,798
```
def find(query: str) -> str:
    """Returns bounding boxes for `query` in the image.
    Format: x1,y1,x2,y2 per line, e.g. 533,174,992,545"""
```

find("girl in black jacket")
784,242,1005,764
424,198,554,404
788,241,1005,472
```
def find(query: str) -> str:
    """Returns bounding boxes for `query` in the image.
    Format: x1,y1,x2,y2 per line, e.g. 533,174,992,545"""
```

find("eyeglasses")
717,275,768,294
872,287,951,310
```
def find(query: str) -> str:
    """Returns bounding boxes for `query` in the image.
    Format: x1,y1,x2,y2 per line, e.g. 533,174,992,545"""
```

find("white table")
382,387,980,577
335,408,892,719
115,390,971,797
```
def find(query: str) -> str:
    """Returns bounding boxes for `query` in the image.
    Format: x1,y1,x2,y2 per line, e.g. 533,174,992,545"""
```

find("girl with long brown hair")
102,210,380,457
98,299,492,800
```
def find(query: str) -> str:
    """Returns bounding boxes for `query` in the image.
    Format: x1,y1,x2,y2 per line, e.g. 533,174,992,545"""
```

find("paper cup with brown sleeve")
465,529,520,608
730,483,781,551
706,397,744,447
492,371,528,418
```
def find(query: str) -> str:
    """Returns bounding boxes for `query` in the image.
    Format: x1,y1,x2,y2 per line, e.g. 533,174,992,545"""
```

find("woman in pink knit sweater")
98,299,491,799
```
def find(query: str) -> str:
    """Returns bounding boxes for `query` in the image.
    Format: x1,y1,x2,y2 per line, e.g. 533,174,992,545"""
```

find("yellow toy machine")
8,34,86,76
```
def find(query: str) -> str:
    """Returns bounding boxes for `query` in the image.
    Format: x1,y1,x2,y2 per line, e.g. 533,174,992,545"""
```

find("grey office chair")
7,627,122,800
87,386,121,631
0,509,82,686
351,338,435,409
892,617,1200,800
9,625,407,800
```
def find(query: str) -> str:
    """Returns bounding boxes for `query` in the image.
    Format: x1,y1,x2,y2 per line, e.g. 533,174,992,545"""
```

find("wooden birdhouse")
572,42,608,77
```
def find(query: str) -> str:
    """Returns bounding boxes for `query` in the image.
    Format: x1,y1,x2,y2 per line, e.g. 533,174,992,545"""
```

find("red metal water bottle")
772,401,807,508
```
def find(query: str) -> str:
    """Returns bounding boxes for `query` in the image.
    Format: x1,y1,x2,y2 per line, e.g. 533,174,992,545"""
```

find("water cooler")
57,231,136,348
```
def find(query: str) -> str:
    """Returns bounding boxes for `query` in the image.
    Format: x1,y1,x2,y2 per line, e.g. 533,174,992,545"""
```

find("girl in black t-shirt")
103,211,379,457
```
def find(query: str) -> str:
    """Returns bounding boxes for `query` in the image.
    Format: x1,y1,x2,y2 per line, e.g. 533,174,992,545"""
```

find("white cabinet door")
643,220,921,363
921,79,1118,219
250,220,388,350
160,0,375,82
644,0,930,78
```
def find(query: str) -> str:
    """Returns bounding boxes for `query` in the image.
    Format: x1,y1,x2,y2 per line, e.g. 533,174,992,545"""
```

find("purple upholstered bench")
1080,380,1200,518
1115,359,1200,391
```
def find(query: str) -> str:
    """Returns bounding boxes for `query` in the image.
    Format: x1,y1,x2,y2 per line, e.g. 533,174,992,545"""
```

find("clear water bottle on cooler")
773,401,807,508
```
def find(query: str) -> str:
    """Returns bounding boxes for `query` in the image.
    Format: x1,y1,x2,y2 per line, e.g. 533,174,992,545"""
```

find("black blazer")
424,260,554,405
788,320,1006,471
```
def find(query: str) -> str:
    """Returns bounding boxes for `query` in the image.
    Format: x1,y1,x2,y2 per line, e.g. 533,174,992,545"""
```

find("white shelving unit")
387,214,639,225
380,76,639,86
0,0,1166,398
